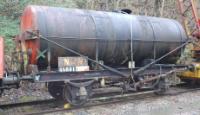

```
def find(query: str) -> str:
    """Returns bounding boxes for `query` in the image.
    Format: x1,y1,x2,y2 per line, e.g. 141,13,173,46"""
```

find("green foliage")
74,0,87,8
0,0,25,19
0,0,78,18
0,16,19,54
28,0,78,8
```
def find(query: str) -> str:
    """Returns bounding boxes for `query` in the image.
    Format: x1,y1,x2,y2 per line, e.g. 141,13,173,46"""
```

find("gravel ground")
46,90,200,115
0,82,51,104
1,83,200,115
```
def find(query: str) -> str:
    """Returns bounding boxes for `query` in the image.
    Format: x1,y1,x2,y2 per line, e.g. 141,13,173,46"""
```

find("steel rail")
1,86,200,115
25,86,200,115
25,90,158,115
0,98,56,109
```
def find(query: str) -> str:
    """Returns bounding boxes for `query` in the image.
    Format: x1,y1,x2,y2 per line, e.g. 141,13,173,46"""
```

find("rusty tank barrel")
20,5,187,69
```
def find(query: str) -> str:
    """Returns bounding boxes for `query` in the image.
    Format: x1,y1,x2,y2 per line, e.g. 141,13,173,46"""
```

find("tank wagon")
0,5,190,106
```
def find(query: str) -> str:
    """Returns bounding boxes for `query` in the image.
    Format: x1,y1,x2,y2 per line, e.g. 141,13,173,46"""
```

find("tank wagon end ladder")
177,0,200,80
177,0,200,38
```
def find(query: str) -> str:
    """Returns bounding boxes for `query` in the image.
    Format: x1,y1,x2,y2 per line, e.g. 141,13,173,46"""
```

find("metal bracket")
36,49,47,59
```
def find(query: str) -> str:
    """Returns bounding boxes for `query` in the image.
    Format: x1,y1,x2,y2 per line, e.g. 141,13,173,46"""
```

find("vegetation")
0,16,19,53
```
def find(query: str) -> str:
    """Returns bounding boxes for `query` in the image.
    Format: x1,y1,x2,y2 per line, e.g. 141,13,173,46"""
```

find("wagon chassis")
0,29,192,106
18,31,190,106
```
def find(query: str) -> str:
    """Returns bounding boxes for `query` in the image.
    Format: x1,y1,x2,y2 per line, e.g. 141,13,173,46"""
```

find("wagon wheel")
0,89,3,96
63,80,94,106
63,85,88,106
0,80,3,96
154,78,169,95
48,82,64,100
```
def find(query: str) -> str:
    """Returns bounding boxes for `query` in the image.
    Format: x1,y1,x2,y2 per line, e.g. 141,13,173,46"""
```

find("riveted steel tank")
20,5,187,69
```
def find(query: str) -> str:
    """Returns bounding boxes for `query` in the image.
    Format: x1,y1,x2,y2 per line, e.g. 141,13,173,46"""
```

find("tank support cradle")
63,80,94,106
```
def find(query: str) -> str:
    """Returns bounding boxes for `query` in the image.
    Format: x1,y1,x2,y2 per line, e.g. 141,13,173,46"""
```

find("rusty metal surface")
36,65,187,82
0,37,4,79
20,5,187,69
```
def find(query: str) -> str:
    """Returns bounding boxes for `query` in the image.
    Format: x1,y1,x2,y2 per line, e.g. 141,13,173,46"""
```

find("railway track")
1,86,200,115
26,90,158,115
0,98,56,109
